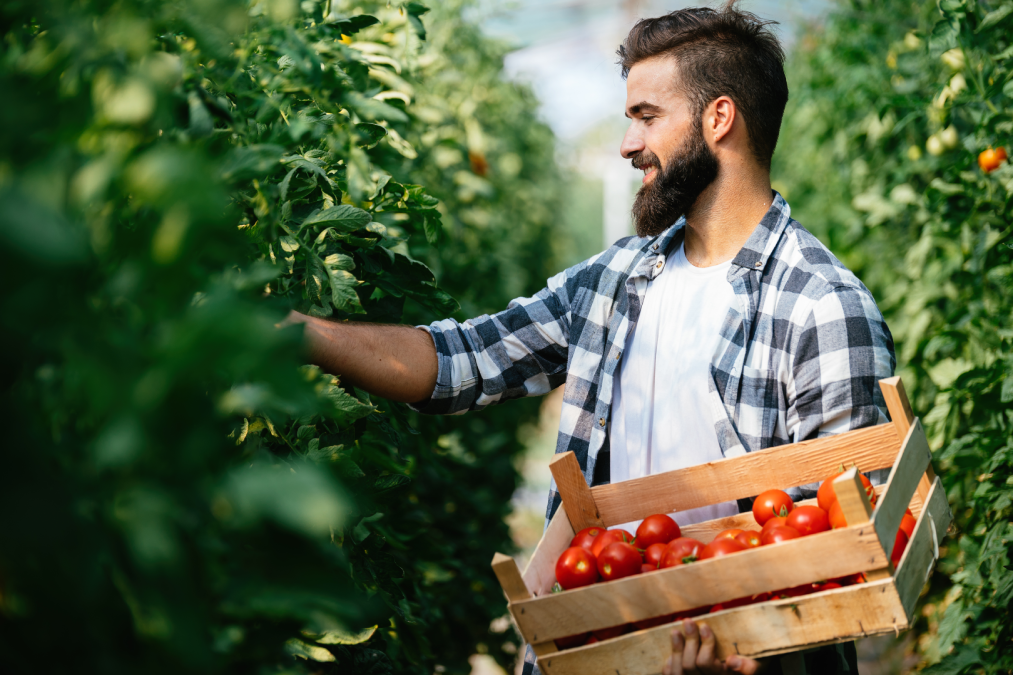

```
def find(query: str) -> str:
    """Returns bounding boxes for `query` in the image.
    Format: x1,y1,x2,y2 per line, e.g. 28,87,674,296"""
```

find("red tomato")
641,563,658,574
752,490,794,526
555,546,599,590
714,528,744,541
735,530,762,548
828,501,847,529
643,543,668,569
591,529,634,558
699,538,747,560
761,525,802,545
812,581,843,592
554,633,589,650
660,537,704,568
899,513,917,539
817,470,876,511
760,516,788,538
979,147,1008,173
891,529,909,566
570,526,605,553
785,505,830,536
830,573,866,586
584,636,598,645
597,542,643,581
592,624,629,641
635,514,681,549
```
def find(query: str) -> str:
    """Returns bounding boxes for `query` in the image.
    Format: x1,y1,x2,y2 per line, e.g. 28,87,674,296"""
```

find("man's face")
621,56,719,237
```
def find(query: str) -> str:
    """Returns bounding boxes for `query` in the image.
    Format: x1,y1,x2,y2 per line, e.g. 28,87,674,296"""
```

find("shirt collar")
730,191,791,271
635,190,790,272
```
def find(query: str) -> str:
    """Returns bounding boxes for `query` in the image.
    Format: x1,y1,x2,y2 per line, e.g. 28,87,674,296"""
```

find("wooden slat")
880,376,934,504
536,580,908,673
492,553,531,602
680,488,887,543
879,376,914,437
491,554,558,656
834,468,890,581
510,524,889,643
592,424,900,526
895,477,952,620
871,420,931,562
522,504,575,597
549,452,604,532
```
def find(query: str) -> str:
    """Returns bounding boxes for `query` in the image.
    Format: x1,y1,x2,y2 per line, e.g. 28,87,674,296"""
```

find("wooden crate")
491,377,951,674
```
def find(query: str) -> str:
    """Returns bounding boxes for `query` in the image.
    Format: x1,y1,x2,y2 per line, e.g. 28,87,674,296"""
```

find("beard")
630,121,719,238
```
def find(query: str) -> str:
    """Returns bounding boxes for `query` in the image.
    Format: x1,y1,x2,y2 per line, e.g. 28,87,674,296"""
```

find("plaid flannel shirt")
414,193,894,674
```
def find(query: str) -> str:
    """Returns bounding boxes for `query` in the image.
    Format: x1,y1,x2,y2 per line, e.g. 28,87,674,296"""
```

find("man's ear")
707,96,736,144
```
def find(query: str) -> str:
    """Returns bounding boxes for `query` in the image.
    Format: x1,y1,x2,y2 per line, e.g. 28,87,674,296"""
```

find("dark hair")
617,2,788,170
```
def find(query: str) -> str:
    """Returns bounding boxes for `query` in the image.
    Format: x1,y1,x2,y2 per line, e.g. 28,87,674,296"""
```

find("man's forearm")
287,311,438,403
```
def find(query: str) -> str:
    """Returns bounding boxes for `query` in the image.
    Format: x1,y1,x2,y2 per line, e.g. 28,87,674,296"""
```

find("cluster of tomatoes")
551,468,919,649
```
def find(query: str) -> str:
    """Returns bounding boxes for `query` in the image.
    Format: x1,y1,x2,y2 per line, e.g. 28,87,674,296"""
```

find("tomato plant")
775,0,1013,667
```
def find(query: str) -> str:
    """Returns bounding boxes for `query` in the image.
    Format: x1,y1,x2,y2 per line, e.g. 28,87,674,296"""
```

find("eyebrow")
625,101,663,118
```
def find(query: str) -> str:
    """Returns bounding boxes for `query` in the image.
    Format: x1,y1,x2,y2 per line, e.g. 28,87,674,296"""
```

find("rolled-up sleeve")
410,267,577,415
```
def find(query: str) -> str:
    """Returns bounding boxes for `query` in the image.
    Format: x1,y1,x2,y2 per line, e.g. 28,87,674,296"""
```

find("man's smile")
641,166,658,184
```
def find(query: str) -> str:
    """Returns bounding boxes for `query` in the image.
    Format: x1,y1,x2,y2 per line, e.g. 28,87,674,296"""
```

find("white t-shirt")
610,242,740,529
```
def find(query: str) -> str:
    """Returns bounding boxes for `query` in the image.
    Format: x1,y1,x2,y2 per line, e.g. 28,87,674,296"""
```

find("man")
289,3,895,673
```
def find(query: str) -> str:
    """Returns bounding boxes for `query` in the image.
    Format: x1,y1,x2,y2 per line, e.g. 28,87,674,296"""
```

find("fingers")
663,627,683,675
724,655,762,674
696,623,717,666
681,620,700,671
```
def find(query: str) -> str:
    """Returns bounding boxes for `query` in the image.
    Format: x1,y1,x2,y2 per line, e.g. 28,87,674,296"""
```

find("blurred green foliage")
0,0,560,673
775,0,1012,670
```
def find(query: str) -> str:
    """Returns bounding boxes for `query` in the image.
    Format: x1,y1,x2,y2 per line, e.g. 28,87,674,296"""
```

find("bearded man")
287,3,895,673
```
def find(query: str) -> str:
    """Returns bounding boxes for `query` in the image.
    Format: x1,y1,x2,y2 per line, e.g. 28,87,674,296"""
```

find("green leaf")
285,639,336,662
977,2,1013,31
327,14,380,34
404,3,429,40
373,474,410,492
423,211,442,245
355,123,387,148
343,92,409,123
311,625,378,645
221,145,285,181
320,383,375,424
302,205,372,232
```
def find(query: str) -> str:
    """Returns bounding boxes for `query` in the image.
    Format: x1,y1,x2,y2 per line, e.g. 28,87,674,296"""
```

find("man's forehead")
625,56,684,114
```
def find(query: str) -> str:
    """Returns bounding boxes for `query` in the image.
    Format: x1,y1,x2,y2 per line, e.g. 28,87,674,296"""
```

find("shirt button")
656,260,664,269
754,261,762,268
652,244,659,251
615,351,621,359
598,417,606,427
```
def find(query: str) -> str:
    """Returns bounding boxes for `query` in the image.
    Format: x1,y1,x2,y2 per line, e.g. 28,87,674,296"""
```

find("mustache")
631,151,661,172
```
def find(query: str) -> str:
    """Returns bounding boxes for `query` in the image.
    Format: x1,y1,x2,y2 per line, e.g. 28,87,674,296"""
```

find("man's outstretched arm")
286,311,438,403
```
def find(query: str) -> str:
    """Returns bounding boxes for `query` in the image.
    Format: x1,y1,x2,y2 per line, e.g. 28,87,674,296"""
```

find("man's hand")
661,619,761,674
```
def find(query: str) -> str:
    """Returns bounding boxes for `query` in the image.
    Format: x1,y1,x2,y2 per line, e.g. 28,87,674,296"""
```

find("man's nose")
620,124,645,159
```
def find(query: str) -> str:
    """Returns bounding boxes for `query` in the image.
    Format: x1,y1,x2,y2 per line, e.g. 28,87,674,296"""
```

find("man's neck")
681,172,773,268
